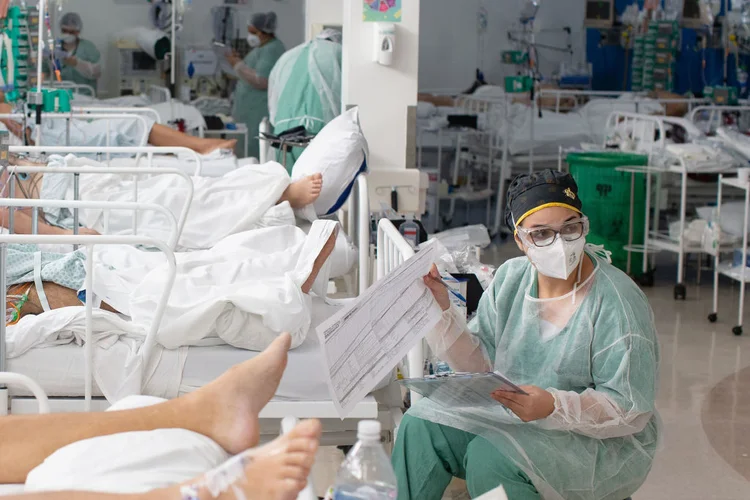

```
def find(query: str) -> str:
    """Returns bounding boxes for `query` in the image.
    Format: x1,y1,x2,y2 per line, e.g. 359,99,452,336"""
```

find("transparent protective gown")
267,39,342,169
411,252,660,500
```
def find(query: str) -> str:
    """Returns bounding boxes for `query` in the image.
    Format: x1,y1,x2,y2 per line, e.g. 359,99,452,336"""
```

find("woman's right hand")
423,263,451,311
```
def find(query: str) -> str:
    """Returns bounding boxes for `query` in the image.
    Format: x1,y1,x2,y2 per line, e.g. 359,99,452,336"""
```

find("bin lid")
566,151,648,167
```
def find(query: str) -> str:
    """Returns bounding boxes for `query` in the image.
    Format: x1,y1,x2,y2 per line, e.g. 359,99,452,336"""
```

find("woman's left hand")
491,385,555,422
226,52,241,67
63,55,77,67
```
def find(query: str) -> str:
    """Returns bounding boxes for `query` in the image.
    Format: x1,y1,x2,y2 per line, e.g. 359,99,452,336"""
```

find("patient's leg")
148,123,237,155
0,332,292,484
3,418,321,500
277,173,323,209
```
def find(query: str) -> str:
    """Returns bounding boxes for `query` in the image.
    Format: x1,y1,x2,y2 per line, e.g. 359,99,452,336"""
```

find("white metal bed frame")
417,89,709,236
0,212,408,449
581,111,738,299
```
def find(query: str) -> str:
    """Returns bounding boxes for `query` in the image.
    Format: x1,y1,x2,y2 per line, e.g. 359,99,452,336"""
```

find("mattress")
6,298,358,401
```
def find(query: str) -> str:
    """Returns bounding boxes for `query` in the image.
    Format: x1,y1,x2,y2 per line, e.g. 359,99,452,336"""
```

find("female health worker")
393,169,660,500
57,13,102,93
226,12,286,159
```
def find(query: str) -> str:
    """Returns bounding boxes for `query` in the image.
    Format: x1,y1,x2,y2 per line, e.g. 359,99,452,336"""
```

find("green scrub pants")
392,413,541,500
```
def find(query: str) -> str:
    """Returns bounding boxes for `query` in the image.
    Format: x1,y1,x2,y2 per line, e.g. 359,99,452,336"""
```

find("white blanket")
6,221,337,400
90,221,337,351
4,306,182,401
46,155,293,250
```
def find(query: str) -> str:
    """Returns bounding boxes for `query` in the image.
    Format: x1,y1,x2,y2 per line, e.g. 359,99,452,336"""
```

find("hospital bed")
582,111,738,299
0,190,406,451
417,88,708,235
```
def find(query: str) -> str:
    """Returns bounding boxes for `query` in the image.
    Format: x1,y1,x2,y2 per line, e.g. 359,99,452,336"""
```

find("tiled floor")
312,243,750,499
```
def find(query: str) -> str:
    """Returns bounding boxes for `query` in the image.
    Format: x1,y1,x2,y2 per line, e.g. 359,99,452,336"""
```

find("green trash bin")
565,152,649,277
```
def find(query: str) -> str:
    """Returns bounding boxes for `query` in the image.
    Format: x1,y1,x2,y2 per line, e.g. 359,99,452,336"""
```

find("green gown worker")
57,13,102,94
267,28,342,172
393,169,660,500
226,12,286,160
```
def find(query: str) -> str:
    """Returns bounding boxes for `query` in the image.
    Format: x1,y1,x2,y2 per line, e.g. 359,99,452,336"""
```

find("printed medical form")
316,243,443,417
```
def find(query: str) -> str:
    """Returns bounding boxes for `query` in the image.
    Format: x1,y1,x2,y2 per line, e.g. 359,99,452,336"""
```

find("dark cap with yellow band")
505,169,583,232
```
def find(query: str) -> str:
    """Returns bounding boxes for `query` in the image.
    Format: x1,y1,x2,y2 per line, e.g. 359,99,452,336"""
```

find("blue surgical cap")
249,12,277,34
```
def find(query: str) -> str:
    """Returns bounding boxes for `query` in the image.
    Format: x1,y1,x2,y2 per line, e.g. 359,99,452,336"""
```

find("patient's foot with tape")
281,173,323,209
178,419,321,500
187,333,292,455
197,138,238,155
301,225,338,294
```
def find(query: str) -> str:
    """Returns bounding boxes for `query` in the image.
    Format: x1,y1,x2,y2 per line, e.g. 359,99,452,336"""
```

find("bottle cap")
357,420,381,441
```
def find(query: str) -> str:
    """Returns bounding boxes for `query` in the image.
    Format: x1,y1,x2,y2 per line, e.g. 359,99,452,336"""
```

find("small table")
204,124,250,158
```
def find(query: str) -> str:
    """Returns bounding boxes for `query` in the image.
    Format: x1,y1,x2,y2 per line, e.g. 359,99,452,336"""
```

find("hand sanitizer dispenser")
374,23,396,66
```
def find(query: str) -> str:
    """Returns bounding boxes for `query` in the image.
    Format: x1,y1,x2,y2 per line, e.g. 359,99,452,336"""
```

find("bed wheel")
673,284,686,300
708,313,718,323
637,272,654,288
734,326,743,336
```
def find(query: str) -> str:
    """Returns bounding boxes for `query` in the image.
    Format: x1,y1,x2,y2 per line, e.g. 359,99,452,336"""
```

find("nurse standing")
57,13,102,94
226,12,286,159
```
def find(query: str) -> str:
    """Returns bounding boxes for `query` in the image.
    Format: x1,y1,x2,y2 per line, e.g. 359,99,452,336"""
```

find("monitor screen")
132,51,156,71
586,0,612,21
683,0,701,19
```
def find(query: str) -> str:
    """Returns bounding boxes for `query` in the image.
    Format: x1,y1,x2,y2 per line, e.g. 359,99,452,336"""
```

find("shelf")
718,263,750,284
721,177,750,191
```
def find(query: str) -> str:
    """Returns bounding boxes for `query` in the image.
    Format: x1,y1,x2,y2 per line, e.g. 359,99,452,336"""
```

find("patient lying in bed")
2,155,323,250
0,91,236,156
6,221,339,352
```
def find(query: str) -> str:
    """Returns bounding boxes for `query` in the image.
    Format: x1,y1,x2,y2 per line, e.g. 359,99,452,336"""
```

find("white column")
342,0,420,170
304,0,343,41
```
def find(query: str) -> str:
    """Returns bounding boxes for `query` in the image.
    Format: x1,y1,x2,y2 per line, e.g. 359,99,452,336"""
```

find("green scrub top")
231,37,286,159
60,38,100,92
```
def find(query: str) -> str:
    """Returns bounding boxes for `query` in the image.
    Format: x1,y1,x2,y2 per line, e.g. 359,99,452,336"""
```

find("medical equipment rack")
600,112,737,300
709,176,750,336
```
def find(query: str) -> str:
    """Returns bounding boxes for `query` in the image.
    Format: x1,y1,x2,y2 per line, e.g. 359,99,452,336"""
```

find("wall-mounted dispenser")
374,23,395,66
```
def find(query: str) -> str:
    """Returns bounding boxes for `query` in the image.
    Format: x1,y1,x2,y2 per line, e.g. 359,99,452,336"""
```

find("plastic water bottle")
330,421,398,500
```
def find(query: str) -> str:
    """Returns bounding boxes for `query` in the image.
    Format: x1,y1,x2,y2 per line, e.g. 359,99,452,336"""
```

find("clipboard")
399,372,528,408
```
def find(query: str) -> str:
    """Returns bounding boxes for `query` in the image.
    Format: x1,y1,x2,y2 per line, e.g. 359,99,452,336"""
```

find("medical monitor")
584,0,614,29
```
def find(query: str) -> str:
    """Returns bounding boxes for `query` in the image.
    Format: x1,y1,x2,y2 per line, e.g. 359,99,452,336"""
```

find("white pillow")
25,396,229,494
292,107,369,222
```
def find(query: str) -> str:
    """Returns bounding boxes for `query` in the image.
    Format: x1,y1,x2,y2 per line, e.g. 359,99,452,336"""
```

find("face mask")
61,34,77,45
246,34,261,48
525,236,586,280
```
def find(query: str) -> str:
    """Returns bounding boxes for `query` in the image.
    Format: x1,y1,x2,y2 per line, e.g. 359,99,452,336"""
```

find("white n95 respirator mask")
246,34,261,48
61,34,76,45
526,237,586,280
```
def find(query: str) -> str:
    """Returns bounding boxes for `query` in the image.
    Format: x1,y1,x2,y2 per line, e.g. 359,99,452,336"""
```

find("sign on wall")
363,0,402,23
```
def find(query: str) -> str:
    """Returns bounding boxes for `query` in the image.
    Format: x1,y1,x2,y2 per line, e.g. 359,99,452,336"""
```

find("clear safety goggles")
516,217,590,248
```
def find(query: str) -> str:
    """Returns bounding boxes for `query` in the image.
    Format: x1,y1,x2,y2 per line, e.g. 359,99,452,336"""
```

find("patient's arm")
14,281,118,317
0,208,100,236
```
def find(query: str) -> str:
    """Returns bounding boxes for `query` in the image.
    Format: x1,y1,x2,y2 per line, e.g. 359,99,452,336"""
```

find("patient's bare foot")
222,419,322,500
196,138,237,155
301,228,338,294
186,333,292,454
282,173,323,209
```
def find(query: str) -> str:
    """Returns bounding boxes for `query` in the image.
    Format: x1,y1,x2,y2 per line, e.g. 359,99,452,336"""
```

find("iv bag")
519,0,540,24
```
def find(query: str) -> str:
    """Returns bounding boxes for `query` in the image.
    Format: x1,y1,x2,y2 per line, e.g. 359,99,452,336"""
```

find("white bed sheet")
6,298,363,401
0,485,24,496
106,154,253,177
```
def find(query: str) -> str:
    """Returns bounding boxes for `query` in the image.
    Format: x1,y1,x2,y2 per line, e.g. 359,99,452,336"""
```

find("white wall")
58,0,305,96
419,0,586,93
342,0,420,170
304,0,342,41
